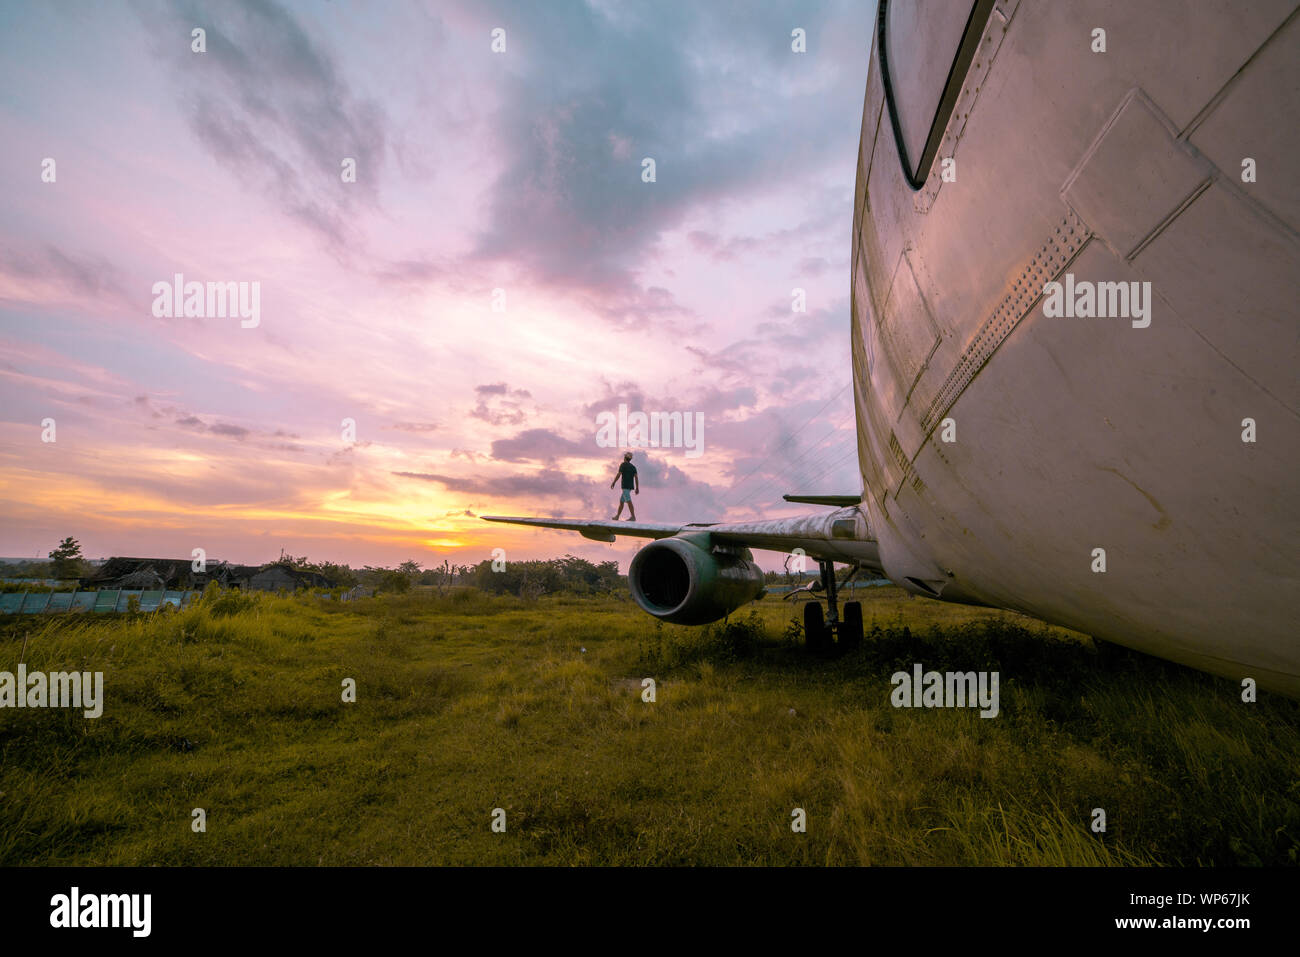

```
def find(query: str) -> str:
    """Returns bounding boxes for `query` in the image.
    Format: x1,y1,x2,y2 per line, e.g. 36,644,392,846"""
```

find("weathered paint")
856,0,1299,692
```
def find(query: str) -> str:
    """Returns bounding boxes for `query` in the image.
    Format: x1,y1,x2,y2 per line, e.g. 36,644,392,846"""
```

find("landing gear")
803,601,831,652
841,601,863,649
800,561,863,654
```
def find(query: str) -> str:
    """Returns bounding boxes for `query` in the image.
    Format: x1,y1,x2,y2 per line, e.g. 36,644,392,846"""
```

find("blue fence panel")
19,593,51,613
45,592,74,612
0,587,209,613
94,590,120,612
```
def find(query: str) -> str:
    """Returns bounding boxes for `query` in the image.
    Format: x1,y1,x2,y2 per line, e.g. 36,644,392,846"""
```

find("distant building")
79,557,345,592
248,562,335,592
80,558,259,590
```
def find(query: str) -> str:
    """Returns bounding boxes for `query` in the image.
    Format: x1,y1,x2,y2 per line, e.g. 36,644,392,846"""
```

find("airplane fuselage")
852,1,1300,692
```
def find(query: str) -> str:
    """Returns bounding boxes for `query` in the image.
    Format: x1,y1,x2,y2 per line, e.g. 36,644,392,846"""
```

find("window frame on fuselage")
877,0,997,190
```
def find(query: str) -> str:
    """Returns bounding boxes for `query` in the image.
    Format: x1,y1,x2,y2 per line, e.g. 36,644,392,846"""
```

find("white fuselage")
853,1,1300,692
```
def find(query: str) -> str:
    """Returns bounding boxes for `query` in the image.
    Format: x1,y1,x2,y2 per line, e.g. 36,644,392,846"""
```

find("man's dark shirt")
618,462,637,489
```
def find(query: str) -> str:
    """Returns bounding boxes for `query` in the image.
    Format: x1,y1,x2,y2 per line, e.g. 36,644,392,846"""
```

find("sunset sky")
0,0,873,571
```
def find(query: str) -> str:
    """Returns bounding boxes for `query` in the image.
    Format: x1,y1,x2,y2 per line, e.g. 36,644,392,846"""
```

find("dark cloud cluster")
394,444,728,520
467,0,872,329
470,382,532,426
489,428,592,464
145,0,388,250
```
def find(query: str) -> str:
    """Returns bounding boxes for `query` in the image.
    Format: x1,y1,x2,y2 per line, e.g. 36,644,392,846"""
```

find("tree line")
3,539,623,599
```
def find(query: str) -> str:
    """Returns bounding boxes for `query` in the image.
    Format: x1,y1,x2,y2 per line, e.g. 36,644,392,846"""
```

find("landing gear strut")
801,560,863,654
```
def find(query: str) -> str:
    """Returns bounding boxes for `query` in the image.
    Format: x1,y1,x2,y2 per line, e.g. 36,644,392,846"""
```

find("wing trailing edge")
479,516,688,543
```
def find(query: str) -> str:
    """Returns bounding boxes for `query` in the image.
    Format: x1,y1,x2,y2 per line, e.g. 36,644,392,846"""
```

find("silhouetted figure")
611,451,638,521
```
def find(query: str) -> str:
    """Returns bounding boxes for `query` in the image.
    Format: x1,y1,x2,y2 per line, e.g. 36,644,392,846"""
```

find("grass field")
2,585,1297,866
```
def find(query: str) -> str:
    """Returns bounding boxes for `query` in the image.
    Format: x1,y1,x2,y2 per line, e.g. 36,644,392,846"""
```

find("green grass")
1,585,1296,865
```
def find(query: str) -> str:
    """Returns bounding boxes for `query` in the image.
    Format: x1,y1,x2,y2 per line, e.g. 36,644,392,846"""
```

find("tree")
468,555,622,597
429,559,452,594
310,560,357,588
377,570,411,594
275,551,357,588
48,537,84,580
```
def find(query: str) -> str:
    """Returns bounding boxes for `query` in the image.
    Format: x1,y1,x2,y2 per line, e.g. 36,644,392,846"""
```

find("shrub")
206,591,260,618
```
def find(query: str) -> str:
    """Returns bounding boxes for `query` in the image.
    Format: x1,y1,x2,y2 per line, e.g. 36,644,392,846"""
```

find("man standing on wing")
611,451,638,521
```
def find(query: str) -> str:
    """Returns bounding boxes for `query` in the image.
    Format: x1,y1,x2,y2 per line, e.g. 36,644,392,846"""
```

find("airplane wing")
481,502,881,627
479,516,687,543
481,507,880,569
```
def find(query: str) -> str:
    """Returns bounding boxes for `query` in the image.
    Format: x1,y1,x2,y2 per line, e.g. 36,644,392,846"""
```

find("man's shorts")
620,489,633,503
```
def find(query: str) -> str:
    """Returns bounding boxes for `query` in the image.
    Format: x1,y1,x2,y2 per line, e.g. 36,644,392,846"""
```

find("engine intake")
628,535,765,625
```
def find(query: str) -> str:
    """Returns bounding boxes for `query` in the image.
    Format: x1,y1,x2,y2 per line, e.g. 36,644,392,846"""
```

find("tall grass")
0,586,1296,865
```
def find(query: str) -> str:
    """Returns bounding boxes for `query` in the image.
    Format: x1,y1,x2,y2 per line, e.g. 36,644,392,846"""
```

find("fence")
310,586,372,601
0,589,198,615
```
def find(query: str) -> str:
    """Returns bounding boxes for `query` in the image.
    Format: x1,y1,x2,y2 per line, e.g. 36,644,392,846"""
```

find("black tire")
840,601,863,650
803,602,829,653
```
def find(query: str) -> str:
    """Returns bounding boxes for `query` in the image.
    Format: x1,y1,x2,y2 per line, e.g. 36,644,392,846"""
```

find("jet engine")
628,534,765,625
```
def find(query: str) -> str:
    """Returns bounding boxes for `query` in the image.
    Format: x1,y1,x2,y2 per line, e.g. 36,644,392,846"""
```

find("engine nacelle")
628,534,766,625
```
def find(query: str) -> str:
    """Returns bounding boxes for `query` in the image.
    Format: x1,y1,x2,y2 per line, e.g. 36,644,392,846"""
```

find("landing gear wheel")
803,602,830,653
840,601,863,650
